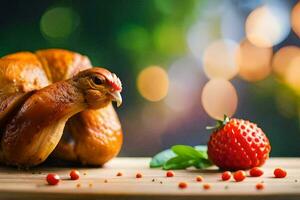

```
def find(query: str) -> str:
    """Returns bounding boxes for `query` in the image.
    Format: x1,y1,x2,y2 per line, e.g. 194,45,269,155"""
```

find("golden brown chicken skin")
0,49,123,167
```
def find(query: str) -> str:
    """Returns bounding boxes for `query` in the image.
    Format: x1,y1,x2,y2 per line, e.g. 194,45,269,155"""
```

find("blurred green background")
1,0,300,156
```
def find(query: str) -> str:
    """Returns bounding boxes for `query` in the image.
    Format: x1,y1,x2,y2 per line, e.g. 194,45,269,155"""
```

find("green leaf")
206,115,230,131
171,145,202,159
150,149,176,168
194,145,209,159
163,156,195,170
150,145,213,170
194,145,207,152
194,158,213,169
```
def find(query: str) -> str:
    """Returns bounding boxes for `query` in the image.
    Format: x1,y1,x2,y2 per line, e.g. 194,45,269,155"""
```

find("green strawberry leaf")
171,145,202,159
150,145,213,170
150,149,176,168
163,156,195,170
194,145,209,159
194,145,207,152
206,115,230,131
194,158,213,169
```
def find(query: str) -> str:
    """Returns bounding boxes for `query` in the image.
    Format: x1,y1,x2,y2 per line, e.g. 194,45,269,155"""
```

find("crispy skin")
0,92,33,127
0,49,123,167
0,52,49,94
36,49,91,82
2,80,85,166
54,104,122,165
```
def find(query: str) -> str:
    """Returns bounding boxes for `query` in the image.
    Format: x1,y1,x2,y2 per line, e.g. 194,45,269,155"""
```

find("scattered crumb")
295,179,298,183
256,183,264,190
152,179,155,182
233,170,246,182
224,185,229,190
203,183,211,190
274,168,287,178
88,182,93,187
116,172,123,177
178,182,188,189
83,172,87,176
136,173,142,178
160,181,163,184
104,179,108,183
196,176,204,182
221,171,232,181
166,171,175,177
76,183,81,188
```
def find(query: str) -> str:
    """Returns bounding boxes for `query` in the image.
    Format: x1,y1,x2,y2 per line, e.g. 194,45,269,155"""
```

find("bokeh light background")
1,0,300,157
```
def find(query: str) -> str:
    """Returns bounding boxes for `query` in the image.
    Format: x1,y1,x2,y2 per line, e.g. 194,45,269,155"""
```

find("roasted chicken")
0,49,123,167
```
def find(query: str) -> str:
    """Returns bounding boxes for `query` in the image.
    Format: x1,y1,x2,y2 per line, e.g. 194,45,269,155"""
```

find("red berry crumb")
256,183,264,190
136,173,143,178
274,168,287,178
116,172,123,176
250,167,264,177
178,182,187,189
234,170,246,182
166,171,175,177
203,183,211,190
70,170,80,180
221,171,232,181
46,173,60,185
196,176,204,182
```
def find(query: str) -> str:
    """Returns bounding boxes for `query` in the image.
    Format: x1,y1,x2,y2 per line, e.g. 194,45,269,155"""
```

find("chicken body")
0,49,123,167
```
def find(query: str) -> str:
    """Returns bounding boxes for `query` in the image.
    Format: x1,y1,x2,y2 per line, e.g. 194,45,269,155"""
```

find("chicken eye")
92,76,104,85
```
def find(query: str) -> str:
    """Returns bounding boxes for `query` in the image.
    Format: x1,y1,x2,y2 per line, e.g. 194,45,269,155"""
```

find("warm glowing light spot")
201,79,238,120
245,5,290,48
285,57,300,94
291,2,300,38
236,39,272,82
137,66,169,102
272,46,300,78
40,7,79,40
203,39,239,80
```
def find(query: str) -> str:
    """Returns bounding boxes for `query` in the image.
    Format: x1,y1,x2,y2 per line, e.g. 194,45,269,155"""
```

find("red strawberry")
207,116,271,170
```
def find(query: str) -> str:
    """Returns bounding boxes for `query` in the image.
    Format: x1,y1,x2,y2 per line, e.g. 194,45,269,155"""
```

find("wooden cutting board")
0,157,299,200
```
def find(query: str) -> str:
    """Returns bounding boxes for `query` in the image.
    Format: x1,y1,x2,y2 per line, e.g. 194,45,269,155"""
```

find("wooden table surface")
0,157,299,200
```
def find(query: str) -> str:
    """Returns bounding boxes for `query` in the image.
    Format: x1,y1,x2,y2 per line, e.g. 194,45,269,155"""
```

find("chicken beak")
109,91,122,107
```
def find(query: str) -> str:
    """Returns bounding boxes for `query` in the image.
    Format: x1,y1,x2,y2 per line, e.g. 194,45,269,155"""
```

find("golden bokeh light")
291,2,300,38
245,5,290,48
203,39,239,80
201,79,238,120
137,66,169,102
272,46,300,78
236,39,272,82
285,57,300,94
